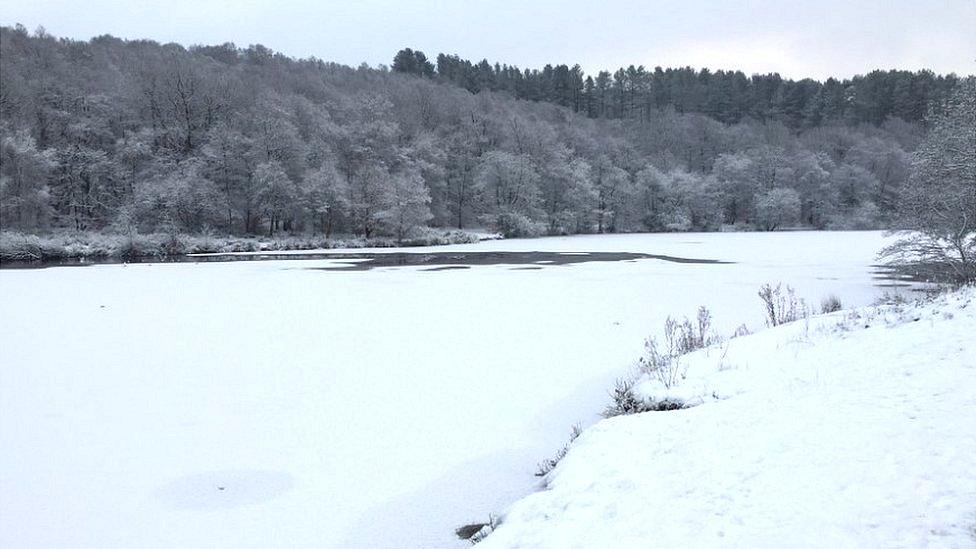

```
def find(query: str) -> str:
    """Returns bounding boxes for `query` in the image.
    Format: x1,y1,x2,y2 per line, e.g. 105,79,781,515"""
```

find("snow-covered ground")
481,287,976,548
0,231,915,548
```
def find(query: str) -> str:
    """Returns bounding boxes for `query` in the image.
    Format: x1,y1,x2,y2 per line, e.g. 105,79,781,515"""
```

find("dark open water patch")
870,264,931,287
869,264,946,292
421,265,471,272
0,250,729,271
306,251,730,271
872,261,974,286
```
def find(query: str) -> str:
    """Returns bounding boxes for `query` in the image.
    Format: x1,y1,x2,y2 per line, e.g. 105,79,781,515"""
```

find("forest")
396,48,960,127
0,25,968,243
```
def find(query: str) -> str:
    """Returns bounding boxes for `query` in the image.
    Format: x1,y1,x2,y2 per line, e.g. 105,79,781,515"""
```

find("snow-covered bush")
485,212,546,238
603,377,685,418
758,283,808,326
0,232,45,261
872,291,909,307
397,228,482,247
731,323,752,338
604,378,649,417
820,294,843,313
535,424,582,478
640,336,681,388
604,307,720,417
638,307,717,388
116,234,161,259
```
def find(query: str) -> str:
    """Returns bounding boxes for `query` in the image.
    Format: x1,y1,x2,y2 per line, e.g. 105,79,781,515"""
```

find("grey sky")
2,0,974,79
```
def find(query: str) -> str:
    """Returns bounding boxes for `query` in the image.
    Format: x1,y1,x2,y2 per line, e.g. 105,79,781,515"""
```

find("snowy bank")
0,228,490,265
480,287,976,548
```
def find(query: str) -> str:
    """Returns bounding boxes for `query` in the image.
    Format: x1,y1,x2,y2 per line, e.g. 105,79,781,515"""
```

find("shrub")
731,323,751,338
640,336,680,388
0,232,44,261
398,228,482,247
161,233,188,256
534,424,583,478
486,212,545,238
820,294,843,313
604,378,648,417
872,291,909,307
602,377,686,418
116,234,157,260
758,283,808,326
638,306,717,389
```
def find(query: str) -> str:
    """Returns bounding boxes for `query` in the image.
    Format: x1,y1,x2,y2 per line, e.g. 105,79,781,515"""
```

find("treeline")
396,48,962,128
0,25,958,241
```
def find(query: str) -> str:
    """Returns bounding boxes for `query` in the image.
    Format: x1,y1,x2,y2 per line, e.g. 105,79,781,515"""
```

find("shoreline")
0,229,493,267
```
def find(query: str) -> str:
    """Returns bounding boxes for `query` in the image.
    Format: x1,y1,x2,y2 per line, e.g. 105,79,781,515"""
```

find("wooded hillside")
0,25,964,239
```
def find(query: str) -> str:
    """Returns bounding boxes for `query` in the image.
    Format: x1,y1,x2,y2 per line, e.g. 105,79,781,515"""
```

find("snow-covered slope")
480,287,976,548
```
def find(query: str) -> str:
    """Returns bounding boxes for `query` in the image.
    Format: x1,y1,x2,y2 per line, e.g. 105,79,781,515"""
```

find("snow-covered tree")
255,160,298,235
133,161,222,232
379,169,432,242
755,188,802,231
886,78,976,280
593,158,634,233
475,151,543,236
302,162,350,237
0,132,54,229
348,164,394,238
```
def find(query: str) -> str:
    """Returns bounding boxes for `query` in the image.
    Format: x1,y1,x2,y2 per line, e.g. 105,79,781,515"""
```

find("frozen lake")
0,231,906,548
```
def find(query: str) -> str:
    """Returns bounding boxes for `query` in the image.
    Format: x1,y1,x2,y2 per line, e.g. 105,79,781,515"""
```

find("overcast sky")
3,0,974,80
